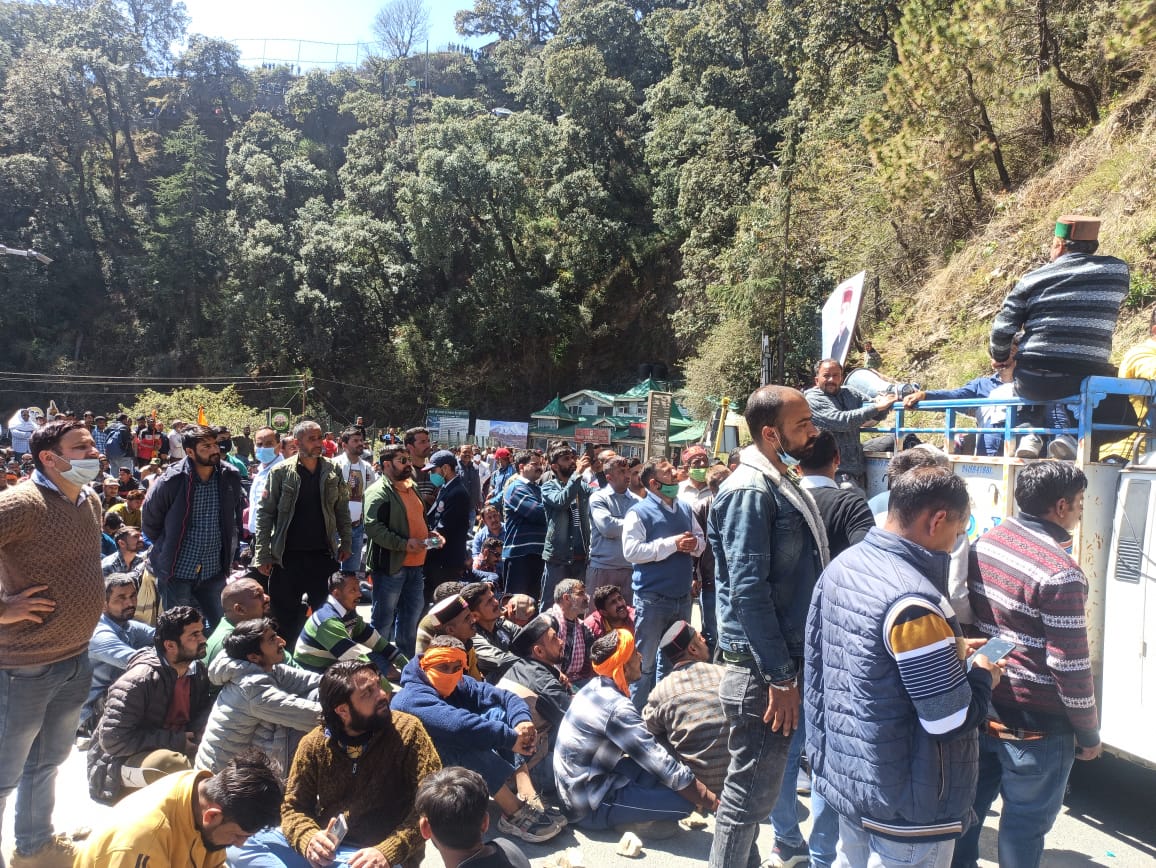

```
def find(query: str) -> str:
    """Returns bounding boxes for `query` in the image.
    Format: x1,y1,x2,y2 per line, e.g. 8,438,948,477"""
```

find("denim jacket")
709,445,830,683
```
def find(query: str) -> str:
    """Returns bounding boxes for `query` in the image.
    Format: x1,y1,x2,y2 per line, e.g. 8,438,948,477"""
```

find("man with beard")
229,660,442,868
540,445,592,606
143,425,244,629
621,457,704,710
707,386,831,868
90,606,215,804
805,358,895,490
502,451,549,598
77,748,283,868
584,584,635,640
81,573,155,740
422,449,471,595
255,421,352,647
365,443,436,658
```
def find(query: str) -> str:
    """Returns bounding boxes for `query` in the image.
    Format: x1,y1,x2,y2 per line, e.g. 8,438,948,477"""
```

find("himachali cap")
660,620,697,663
1054,215,1100,242
430,594,470,626
509,614,556,658
681,444,708,462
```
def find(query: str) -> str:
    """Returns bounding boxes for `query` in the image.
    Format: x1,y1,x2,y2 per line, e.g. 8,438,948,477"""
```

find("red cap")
495,448,511,458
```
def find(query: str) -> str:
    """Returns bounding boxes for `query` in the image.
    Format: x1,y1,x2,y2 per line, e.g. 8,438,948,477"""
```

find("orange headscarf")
592,629,635,697
420,646,469,697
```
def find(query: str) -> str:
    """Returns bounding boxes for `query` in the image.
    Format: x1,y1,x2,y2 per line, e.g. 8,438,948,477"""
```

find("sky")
179,0,479,69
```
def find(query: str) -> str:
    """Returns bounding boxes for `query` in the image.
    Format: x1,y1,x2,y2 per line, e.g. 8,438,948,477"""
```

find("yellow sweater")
76,770,222,868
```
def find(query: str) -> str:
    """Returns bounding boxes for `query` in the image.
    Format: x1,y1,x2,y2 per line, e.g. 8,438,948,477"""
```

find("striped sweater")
642,661,729,794
296,596,404,673
969,514,1099,745
990,252,1128,372
502,478,547,560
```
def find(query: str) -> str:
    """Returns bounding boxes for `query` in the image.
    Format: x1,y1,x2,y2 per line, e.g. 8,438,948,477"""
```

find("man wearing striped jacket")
954,462,1100,868
295,573,406,681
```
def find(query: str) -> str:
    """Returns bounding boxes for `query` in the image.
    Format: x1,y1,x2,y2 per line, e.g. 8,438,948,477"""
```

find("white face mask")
55,455,102,485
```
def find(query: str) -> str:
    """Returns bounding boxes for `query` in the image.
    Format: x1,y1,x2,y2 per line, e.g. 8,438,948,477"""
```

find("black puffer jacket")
88,647,212,803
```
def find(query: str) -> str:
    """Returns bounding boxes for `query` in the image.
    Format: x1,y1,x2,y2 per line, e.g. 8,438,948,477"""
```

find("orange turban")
592,629,635,697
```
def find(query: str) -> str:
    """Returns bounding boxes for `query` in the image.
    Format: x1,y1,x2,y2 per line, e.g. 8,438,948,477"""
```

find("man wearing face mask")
422,449,471,599
677,445,712,508
0,419,104,868
707,386,830,868
621,457,705,711
246,426,282,537
143,425,244,630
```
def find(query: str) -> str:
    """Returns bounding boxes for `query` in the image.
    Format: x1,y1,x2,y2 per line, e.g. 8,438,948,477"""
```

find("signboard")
267,407,293,434
426,408,470,445
575,427,611,446
644,391,673,460
821,270,866,366
476,419,529,448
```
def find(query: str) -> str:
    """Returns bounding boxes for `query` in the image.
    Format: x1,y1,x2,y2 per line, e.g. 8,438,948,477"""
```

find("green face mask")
688,467,708,483
658,482,681,499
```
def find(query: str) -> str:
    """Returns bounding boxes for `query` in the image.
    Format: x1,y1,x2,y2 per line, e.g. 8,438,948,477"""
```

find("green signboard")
267,407,293,434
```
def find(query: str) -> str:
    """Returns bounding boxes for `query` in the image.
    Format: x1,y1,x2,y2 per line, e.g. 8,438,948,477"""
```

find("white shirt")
335,454,377,523
247,454,284,534
676,478,712,508
621,493,705,564
800,475,838,490
168,429,183,457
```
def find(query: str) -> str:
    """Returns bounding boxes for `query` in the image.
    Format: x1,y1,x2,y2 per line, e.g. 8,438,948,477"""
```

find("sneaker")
523,794,568,826
1047,434,1077,460
763,838,811,868
1016,433,1043,458
12,835,77,868
498,802,565,844
796,766,812,795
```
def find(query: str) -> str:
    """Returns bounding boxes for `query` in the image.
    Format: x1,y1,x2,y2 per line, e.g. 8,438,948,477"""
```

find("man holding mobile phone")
954,461,1101,868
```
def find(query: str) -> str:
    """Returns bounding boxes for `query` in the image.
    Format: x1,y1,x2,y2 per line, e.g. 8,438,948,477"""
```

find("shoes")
498,801,566,844
1047,434,1077,460
12,835,78,868
523,794,567,825
613,819,681,840
763,838,811,868
1016,433,1044,458
796,767,812,795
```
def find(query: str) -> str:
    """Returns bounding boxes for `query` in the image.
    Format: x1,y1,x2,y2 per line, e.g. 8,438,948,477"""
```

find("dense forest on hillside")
0,0,1151,423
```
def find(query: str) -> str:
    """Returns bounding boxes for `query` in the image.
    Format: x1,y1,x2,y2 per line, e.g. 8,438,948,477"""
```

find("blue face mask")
777,448,801,468
430,472,446,487
256,446,276,464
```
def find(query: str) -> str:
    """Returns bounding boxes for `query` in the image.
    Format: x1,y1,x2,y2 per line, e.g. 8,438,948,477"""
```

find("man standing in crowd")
805,359,895,490
143,424,244,628
621,457,704,710
406,426,436,507
587,456,636,604
502,451,549,598
77,750,283,868
541,445,592,606
0,419,104,868
8,408,36,456
103,413,135,473
246,426,283,537
488,447,516,509
990,215,1129,459
806,467,1002,866
233,425,255,463
255,420,351,646
458,443,483,528
365,443,435,656
954,462,1100,868
708,386,829,868
335,426,376,576
228,661,440,868
215,427,248,480
423,449,471,595
90,606,214,804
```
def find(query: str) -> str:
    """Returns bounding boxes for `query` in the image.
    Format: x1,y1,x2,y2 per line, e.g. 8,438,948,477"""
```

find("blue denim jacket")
709,445,829,684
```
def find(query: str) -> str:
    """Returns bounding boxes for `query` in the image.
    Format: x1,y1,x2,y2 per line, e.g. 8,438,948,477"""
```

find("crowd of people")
0,214,1139,868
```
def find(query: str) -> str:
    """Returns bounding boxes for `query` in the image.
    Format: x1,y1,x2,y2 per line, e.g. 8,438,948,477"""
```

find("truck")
863,374,1156,769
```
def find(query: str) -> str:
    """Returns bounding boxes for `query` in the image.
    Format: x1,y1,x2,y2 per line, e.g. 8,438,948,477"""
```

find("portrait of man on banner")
821,271,866,366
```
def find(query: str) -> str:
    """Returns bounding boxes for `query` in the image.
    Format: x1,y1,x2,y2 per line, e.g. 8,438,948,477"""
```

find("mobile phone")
331,812,349,844
967,637,1017,671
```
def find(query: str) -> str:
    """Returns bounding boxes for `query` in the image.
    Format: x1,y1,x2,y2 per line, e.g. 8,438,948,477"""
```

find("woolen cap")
1054,215,1100,242
509,614,556,658
660,620,696,663
430,594,469,626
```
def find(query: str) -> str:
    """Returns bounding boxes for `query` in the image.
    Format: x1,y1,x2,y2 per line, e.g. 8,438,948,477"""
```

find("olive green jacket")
254,455,351,567
364,475,419,577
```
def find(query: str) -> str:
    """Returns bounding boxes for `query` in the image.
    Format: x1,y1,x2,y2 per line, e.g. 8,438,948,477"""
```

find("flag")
197,406,208,426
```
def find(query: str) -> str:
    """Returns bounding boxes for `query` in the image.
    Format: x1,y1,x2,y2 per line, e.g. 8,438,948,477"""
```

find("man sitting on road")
583,584,636,640
77,749,283,868
393,635,565,845
553,629,719,831
547,579,595,687
463,580,519,683
417,767,532,868
81,573,155,743
204,578,273,667
229,660,441,868
295,572,406,680
90,606,214,804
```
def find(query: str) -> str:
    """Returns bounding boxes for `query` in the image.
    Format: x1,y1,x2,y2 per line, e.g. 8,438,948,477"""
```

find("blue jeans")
835,815,954,867
770,711,838,866
0,653,92,854
708,662,793,868
160,571,226,631
340,524,365,573
576,757,694,830
228,827,406,868
370,565,425,658
629,590,692,710
953,730,1075,868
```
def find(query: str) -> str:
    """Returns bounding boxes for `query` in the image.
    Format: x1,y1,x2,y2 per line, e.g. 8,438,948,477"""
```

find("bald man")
204,579,272,667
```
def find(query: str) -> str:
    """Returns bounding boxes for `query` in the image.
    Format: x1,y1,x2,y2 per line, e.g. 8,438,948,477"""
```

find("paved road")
4,745,1154,866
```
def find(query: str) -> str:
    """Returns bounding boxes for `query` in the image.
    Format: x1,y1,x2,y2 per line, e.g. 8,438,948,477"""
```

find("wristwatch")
769,677,796,692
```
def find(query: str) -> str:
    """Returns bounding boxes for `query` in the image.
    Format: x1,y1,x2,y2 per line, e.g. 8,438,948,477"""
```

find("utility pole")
301,372,308,416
